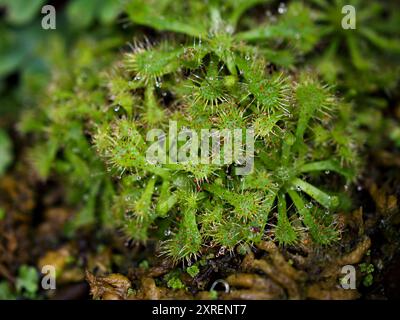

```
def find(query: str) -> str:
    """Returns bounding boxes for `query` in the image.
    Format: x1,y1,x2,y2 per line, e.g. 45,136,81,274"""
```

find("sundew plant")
20,0,362,264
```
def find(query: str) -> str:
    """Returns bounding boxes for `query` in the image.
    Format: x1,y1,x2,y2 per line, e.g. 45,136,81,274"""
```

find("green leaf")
186,265,200,278
291,178,339,209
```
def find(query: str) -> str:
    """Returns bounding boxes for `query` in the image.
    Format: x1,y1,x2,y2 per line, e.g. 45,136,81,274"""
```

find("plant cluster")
19,0,366,264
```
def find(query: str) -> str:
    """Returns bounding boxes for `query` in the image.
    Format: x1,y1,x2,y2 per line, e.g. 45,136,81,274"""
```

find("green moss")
164,270,186,290
186,265,200,278
16,265,39,299
359,262,375,287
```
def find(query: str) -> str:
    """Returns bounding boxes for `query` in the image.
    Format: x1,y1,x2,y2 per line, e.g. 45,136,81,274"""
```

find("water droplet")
245,55,251,61
210,279,230,293
296,185,302,191
137,176,142,181
278,3,287,14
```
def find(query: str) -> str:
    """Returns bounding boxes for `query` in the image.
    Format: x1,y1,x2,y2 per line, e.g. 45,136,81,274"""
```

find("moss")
186,265,200,278
164,270,186,290
15,265,39,299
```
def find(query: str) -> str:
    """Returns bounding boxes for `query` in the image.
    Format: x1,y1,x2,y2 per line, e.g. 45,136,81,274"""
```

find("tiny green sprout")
16,265,39,299
363,274,374,287
186,265,200,278
127,288,136,297
209,290,218,300
359,263,375,287
166,277,186,290
359,263,375,274
164,270,186,290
